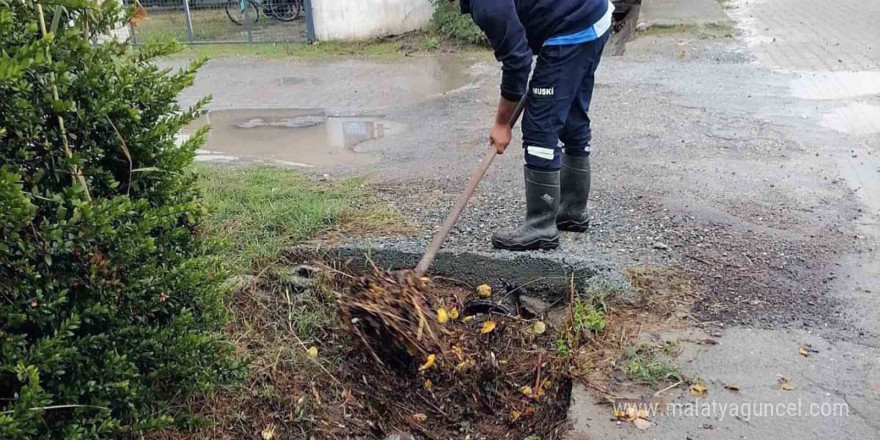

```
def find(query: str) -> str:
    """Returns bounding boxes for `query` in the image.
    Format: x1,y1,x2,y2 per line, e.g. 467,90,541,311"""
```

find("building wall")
311,0,434,41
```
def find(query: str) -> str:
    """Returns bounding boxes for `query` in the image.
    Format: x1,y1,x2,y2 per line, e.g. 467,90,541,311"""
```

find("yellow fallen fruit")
462,315,474,323
456,359,475,371
436,307,448,324
780,379,795,391
532,321,547,335
520,385,533,396
419,354,436,372
477,284,492,298
448,306,459,320
480,320,496,334
307,346,318,358
689,383,708,397
412,413,427,422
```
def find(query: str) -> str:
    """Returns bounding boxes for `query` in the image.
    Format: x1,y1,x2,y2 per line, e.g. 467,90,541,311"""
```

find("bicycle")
225,0,259,25
263,0,302,22
225,0,302,25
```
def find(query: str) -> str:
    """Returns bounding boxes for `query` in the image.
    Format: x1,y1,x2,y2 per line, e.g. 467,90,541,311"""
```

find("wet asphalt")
165,1,880,435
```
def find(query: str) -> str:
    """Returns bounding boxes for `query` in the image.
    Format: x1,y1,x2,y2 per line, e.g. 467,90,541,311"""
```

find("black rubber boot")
556,154,591,232
492,166,560,251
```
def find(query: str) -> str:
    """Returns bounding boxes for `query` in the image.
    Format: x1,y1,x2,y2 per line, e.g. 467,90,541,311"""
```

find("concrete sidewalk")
565,0,880,438
638,0,732,29
726,0,880,72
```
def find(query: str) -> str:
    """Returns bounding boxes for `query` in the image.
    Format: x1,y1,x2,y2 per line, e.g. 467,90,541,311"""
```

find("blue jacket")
462,0,610,101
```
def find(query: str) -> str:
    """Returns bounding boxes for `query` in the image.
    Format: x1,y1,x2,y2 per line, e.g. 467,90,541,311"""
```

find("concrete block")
291,241,633,303
638,0,732,29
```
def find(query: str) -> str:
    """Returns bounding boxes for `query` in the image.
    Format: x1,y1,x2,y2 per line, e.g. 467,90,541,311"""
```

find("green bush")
0,1,240,439
430,0,487,46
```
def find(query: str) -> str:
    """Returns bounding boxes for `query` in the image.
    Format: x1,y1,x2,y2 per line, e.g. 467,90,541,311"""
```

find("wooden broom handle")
414,96,527,276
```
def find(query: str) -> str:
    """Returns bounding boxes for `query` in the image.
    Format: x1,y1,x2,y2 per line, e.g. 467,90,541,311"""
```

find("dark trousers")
522,31,609,171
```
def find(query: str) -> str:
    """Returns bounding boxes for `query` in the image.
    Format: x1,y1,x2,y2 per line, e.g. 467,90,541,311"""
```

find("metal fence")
128,0,314,44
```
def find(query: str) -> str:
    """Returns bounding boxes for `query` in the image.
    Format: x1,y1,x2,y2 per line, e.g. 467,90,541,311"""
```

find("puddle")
822,102,880,135
790,71,880,100
834,144,880,336
183,109,405,167
277,55,474,96
415,56,474,95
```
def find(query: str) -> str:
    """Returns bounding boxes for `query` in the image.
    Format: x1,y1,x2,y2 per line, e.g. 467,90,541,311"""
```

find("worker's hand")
489,122,512,154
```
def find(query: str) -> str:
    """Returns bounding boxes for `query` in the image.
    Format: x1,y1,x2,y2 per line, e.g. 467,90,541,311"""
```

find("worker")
461,0,614,251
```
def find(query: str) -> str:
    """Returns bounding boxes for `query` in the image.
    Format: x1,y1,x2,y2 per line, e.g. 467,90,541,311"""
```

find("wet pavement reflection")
182,109,406,167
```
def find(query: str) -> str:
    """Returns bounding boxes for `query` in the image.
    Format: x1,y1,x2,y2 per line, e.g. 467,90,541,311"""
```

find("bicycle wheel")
226,0,260,25
264,0,301,22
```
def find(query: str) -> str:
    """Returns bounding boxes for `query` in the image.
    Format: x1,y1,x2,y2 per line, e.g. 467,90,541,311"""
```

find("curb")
637,0,733,30
292,241,634,302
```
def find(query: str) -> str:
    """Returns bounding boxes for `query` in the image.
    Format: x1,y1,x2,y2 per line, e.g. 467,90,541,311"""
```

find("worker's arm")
468,0,532,153
489,96,519,154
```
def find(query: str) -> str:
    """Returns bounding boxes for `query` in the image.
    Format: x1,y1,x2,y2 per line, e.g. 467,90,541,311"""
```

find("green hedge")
430,0,487,46
0,1,240,439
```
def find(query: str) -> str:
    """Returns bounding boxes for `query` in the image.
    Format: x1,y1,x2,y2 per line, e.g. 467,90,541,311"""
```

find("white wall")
311,0,434,41
96,0,130,43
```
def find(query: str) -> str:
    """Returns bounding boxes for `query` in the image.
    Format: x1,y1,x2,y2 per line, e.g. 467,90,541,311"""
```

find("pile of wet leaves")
145,263,695,440
335,269,573,439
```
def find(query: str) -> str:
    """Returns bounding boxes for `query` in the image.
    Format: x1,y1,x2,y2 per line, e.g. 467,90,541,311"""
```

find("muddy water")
274,55,475,97
185,109,406,167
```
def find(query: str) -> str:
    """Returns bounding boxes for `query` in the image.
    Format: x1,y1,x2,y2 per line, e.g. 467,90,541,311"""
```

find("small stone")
282,275,314,292
653,242,669,250
520,295,552,315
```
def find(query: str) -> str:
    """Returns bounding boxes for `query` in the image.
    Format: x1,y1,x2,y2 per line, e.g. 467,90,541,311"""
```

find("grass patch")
569,267,695,393
572,296,607,334
637,22,735,39
164,31,490,60
556,295,608,359
146,165,403,439
172,39,405,59
133,7,306,43
151,262,343,439
638,23,699,37
197,164,408,273
618,342,682,386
